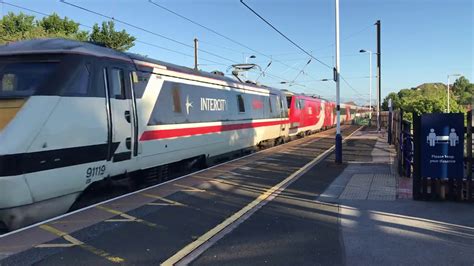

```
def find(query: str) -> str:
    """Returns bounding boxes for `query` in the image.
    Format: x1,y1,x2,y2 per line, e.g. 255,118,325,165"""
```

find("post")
369,52,372,123
447,75,450,113
194,38,198,71
413,113,421,200
388,98,393,144
335,0,342,163
468,110,473,201
376,20,381,131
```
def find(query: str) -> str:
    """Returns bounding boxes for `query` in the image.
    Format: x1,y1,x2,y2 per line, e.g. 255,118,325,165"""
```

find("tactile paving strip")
339,173,396,201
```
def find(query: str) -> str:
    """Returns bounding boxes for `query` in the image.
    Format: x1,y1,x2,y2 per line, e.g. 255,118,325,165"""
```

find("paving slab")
320,129,474,266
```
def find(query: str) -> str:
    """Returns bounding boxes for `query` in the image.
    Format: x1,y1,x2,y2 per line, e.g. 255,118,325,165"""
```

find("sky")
1,0,472,105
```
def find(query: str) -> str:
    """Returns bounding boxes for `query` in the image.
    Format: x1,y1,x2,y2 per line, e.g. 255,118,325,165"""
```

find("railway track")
70,125,352,210
0,124,358,236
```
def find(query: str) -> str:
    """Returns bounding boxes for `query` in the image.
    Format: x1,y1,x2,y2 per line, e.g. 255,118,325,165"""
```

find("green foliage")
0,12,35,36
0,12,135,51
89,21,135,52
382,92,401,111
383,80,470,123
452,76,473,106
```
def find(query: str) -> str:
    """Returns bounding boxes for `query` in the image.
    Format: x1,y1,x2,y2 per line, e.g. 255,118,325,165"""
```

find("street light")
335,0,342,163
360,49,374,125
447,73,461,113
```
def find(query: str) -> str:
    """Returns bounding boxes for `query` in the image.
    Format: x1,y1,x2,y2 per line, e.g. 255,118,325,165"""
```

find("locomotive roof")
0,38,130,61
0,38,283,94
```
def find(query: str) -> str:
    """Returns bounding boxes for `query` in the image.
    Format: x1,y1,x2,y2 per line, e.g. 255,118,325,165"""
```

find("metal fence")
391,110,414,178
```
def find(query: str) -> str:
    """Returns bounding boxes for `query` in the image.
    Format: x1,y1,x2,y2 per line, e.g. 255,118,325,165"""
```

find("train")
0,39,369,230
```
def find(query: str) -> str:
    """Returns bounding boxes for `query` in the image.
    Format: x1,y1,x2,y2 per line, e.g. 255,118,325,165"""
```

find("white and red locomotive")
0,39,368,230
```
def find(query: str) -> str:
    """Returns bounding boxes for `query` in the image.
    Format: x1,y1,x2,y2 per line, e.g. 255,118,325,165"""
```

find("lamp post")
447,74,461,113
359,49,373,124
335,0,342,163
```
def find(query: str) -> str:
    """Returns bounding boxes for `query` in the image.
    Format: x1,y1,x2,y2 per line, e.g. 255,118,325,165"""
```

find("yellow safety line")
36,243,77,248
39,224,68,237
38,224,124,263
96,205,157,228
161,126,363,266
141,193,186,206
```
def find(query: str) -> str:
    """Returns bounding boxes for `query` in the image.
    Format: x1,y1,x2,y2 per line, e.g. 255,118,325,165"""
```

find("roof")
0,38,290,95
128,53,239,84
0,38,130,61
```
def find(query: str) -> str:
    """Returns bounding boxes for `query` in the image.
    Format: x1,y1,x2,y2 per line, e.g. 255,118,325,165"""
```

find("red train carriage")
284,92,324,136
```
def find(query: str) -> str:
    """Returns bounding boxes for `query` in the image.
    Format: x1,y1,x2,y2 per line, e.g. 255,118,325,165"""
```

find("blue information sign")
421,113,464,179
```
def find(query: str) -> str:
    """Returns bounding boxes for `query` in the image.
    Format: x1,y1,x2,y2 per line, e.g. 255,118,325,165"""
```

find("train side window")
268,97,273,113
172,86,182,113
1,74,16,91
237,95,245,113
131,71,149,99
295,99,301,109
111,68,126,99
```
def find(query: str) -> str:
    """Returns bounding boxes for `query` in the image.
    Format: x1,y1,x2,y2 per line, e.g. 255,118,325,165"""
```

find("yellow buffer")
0,99,26,131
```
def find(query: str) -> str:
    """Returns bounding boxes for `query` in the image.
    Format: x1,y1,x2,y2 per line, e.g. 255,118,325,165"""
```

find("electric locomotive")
0,39,289,230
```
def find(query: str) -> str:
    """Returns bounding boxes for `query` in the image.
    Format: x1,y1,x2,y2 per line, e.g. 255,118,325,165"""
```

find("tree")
382,92,401,111
89,21,135,52
0,12,135,51
452,76,473,106
37,13,88,41
0,12,36,39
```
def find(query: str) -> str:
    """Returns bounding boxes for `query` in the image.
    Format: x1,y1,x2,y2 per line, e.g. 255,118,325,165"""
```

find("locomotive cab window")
299,99,305,109
237,95,245,113
111,68,126,99
296,99,302,110
0,61,59,98
61,63,91,96
286,96,292,108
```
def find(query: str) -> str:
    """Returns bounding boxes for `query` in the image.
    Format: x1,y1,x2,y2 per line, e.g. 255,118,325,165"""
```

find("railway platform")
1,125,473,265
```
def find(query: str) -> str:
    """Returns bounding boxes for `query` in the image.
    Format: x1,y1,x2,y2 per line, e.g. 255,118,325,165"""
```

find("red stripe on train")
140,119,289,141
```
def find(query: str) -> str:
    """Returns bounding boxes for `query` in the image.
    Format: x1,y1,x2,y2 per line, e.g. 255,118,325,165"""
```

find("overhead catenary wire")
60,0,238,64
5,1,310,88
61,0,330,86
0,1,227,67
148,0,327,81
289,58,312,85
3,0,346,99
340,74,364,95
239,0,366,98
240,0,333,70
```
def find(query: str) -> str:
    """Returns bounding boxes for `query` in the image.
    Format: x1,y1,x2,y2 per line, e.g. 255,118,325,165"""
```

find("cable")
240,0,332,70
60,0,238,64
340,74,364,95
1,1,228,68
148,0,326,80
134,40,227,66
4,0,329,89
1,1,49,16
290,58,312,85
